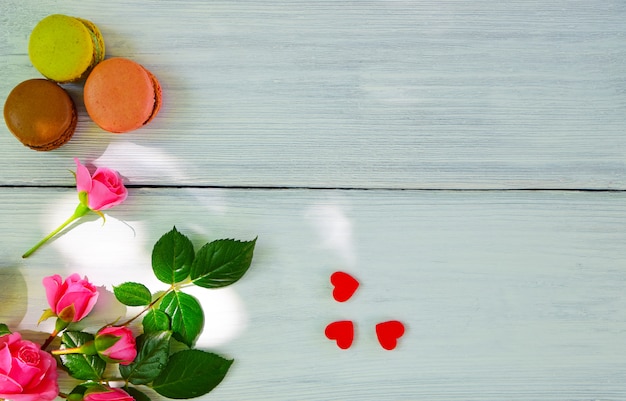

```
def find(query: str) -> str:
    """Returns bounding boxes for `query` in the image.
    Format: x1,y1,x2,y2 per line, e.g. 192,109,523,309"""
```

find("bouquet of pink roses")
4,160,257,400
2,226,256,401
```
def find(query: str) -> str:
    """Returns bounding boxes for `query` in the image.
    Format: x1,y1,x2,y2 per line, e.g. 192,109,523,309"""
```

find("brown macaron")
3,79,77,150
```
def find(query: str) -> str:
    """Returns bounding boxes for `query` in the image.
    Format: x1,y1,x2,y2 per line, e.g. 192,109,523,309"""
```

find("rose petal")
42,275,63,314
96,327,136,365
0,373,24,394
84,387,134,401
87,179,127,211
65,273,80,281
92,168,127,198
26,375,58,401
82,290,100,320
10,357,39,388
74,159,93,193
0,343,13,375
92,168,123,190
65,278,98,320
22,349,57,393
66,275,95,291
57,291,94,322
44,275,98,322
0,335,58,401
72,293,99,322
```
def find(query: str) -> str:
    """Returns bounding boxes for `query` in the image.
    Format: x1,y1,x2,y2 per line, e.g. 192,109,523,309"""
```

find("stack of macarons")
3,14,162,151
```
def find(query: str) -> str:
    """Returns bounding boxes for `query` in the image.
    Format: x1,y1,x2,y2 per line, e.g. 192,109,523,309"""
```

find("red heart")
330,271,359,302
375,320,405,350
325,320,354,349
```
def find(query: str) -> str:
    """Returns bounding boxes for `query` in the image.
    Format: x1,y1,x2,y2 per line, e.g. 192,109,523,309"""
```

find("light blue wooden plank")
1,187,624,399
1,0,625,189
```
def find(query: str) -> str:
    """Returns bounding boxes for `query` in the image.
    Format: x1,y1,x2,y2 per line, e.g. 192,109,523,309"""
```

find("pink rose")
84,386,134,401
94,326,137,365
75,158,128,211
43,274,99,323
0,332,58,401
21,159,128,258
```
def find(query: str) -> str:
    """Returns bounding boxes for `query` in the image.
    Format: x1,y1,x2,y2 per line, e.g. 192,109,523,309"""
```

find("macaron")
3,79,77,151
29,14,105,83
84,57,162,133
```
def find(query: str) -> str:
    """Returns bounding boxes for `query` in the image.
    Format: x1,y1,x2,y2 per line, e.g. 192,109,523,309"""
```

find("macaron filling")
76,18,105,78
143,68,163,125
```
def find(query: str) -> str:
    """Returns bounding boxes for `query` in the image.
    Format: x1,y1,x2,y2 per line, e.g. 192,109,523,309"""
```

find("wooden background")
1,1,625,400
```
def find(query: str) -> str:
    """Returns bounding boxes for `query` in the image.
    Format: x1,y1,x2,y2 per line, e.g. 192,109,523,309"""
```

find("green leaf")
152,227,195,284
60,331,105,380
114,282,152,306
120,331,171,385
143,309,171,333
125,387,152,401
152,349,233,399
190,238,257,288
0,323,11,336
158,291,203,347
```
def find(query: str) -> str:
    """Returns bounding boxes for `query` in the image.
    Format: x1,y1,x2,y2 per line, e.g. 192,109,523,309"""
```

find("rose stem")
118,286,174,327
41,331,58,351
22,204,90,258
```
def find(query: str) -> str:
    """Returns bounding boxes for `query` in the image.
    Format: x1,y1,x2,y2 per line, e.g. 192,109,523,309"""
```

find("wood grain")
1,187,625,400
1,1,624,399
1,0,625,189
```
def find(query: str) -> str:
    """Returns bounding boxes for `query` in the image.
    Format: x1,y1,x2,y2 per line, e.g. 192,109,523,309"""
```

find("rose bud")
74,157,128,211
0,332,59,401
83,385,134,401
94,326,137,365
22,158,128,258
42,273,99,323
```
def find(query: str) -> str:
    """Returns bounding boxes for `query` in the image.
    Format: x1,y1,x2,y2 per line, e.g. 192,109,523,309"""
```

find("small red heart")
330,271,359,302
375,320,405,350
325,320,354,349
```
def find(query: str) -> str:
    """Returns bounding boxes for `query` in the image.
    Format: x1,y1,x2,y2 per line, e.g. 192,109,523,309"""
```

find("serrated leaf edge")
190,237,257,288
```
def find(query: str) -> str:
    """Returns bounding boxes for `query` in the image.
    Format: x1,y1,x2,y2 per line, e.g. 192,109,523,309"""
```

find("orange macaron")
3,79,77,150
84,57,162,133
